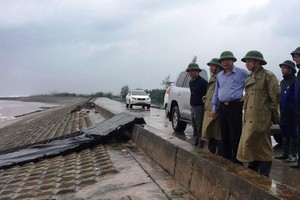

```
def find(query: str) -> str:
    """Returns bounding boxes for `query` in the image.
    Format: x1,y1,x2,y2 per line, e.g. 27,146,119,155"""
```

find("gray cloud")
0,0,298,96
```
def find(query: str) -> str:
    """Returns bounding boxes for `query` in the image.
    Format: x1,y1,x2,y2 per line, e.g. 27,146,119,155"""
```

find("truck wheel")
126,103,129,108
130,104,133,108
171,106,187,132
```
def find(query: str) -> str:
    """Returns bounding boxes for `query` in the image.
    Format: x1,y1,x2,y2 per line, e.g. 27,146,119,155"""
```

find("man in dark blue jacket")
186,57,208,148
275,60,297,162
290,47,300,168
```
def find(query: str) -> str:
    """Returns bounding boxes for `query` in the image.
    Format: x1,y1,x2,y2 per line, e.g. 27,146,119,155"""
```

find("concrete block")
133,125,176,176
174,147,196,188
94,104,115,119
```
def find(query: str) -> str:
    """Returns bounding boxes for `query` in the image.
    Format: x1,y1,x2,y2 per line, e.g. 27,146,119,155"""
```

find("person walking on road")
275,60,297,163
186,56,208,148
202,58,223,154
237,50,280,177
212,51,249,164
290,47,300,168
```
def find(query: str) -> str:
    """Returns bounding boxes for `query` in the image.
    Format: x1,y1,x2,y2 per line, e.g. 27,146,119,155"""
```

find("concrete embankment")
94,98,300,200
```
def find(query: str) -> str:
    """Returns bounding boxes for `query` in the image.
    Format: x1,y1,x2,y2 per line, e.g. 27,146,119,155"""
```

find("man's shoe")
208,144,217,154
290,162,300,168
286,155,297,163
197,140,205,148
274,154,289,159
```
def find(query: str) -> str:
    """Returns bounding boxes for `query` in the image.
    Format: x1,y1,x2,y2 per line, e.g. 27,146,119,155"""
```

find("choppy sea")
0,100,58,123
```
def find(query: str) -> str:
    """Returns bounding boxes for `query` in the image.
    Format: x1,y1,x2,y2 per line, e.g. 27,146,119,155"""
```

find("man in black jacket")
186,57,208,148
290,47,300,168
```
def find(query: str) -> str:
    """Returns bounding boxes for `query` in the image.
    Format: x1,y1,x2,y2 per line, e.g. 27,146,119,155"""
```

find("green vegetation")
46,89,166,106
145,89,165,106
46,92,115,99
46,74,173,107
161,74,173,90
120,85,129,99
46,90,165,105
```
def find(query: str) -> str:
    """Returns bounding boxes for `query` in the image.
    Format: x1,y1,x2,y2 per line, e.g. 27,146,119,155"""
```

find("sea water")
0,100,58,123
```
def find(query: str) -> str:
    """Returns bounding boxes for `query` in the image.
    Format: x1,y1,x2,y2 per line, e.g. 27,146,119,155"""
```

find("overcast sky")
0,0,299,96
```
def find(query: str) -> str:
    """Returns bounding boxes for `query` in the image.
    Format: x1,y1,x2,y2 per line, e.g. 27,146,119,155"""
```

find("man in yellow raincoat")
202,58,223,154
237,50,279,177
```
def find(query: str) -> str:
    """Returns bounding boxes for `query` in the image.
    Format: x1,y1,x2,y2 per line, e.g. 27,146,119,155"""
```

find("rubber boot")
286,139,297,162
290,149,300,168
275,138,290,159
208,139,217,154
194,134,199,147
198,140,205,148
290,135,300,168
216,140,223,156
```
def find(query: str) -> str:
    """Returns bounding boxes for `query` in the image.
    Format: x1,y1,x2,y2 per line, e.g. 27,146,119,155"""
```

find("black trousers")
248,161,272,177
290,123,300,167
191,105,205,147
219,101,243,164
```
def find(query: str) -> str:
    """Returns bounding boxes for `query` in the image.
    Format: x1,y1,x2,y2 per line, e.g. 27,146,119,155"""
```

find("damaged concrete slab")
0,112,145,169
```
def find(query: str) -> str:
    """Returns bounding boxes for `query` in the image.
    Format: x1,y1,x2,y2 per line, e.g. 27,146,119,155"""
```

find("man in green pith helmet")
212,51,249,164
202,58,223,154
275,60,297,163
290,46,300,168
237,50,279,177
186,56,208,148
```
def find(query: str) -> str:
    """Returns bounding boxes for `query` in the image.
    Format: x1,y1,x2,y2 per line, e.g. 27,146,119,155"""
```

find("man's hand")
239,96,244,102
202,96,206,103
211,110,217,120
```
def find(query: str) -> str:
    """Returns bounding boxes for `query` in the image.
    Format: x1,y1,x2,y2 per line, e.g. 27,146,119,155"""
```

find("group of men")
186,47,300,177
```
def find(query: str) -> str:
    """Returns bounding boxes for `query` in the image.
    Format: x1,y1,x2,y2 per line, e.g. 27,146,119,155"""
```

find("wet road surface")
94,98,300,191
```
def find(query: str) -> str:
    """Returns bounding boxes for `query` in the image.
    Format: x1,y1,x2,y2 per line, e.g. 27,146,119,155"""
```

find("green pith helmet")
241,50,267,65
219,51,237,62
186,56,201,72
279,60,296,73
207,58,222,68
291,47,300,57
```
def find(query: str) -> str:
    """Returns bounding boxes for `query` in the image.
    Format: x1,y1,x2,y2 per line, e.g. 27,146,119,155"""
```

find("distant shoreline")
0,95,87,104
0,96,86,129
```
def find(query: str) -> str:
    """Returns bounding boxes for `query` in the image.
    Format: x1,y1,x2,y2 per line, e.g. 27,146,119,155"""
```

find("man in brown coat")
202,58,223,154
237,50,279,177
